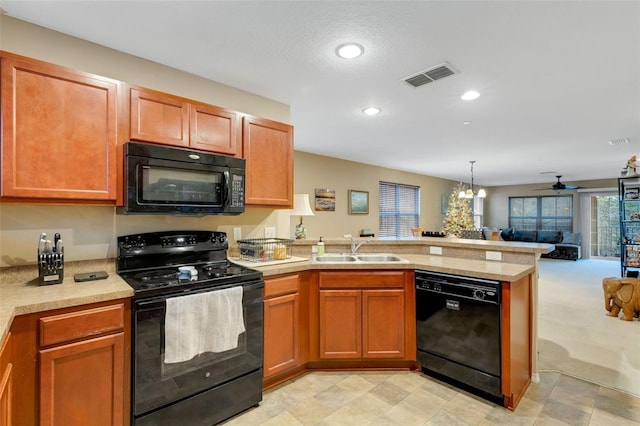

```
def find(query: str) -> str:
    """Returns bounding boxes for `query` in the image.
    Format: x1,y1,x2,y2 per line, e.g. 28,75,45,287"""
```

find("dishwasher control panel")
415,270,501,303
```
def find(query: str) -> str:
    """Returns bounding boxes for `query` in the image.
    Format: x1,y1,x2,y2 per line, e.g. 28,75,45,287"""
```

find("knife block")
38,251,64,285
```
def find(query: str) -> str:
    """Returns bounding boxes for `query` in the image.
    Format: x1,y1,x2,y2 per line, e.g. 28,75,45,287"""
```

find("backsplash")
0,204,289,268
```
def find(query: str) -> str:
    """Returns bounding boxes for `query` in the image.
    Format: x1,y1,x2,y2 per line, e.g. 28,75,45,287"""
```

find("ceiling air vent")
403,62,458,88
608,138,630,146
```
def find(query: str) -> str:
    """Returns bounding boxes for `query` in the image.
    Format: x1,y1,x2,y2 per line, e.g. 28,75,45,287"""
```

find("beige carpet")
537,258,640,397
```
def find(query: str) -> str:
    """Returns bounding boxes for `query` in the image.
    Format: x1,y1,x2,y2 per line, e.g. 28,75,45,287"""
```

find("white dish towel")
164,286,245,363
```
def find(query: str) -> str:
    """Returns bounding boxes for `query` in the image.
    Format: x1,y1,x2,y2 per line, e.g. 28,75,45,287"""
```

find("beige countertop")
244,254,534,281
1,251,535,348
291,236,554,255
0,261,133,344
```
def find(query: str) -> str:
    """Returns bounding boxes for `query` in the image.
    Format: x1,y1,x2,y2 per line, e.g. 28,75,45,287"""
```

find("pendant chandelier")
458,160,486,199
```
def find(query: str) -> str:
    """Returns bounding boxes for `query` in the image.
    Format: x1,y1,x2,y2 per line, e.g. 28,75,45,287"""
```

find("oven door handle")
135,279,265,308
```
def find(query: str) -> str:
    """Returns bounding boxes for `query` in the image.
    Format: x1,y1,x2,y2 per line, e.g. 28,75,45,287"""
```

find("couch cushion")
561,232,581,245
513,229,537,242
500,228,514,241
536,230,563,244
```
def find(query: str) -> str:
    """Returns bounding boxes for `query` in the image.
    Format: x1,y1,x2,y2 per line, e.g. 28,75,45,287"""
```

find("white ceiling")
2,0,639,187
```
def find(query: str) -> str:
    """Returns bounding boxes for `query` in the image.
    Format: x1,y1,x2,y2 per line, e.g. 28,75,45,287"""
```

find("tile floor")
224,370,640,425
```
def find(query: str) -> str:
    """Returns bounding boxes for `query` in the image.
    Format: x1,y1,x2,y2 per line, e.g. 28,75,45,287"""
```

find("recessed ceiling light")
362,107,381,116
461,90,480,101
336,43,364,59
463,121,472,125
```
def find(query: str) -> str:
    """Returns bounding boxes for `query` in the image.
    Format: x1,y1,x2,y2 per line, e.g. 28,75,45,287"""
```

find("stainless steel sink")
355,254,404,262
312,253,408,263
314,254,358,262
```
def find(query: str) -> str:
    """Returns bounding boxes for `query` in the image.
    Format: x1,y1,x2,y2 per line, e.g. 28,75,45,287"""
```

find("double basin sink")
312,253,409,264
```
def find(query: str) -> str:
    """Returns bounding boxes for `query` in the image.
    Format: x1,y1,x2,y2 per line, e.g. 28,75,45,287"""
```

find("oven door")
132,280,263,417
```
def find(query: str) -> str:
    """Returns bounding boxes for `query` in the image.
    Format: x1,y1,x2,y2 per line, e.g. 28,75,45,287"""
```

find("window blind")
509,195,573,231
379,181,420,237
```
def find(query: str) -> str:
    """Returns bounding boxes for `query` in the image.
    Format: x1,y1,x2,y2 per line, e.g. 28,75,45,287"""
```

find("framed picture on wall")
315,188,336,211
348,190,369,214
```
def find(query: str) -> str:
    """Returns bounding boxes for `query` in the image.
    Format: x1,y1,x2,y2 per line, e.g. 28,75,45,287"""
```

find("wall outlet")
429,246,443,255
264,227,276,238
233,227,242,241
486,251,502,261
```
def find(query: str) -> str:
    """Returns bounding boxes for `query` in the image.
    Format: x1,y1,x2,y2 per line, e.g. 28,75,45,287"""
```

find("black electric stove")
116,230,262,300
117,230,264,426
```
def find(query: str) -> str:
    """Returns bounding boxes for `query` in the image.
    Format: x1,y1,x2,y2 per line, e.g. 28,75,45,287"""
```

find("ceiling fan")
545,175,579,191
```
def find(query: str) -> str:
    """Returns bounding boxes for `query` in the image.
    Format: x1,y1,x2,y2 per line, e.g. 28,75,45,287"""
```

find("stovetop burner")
138,270,181,282
116,230,263,299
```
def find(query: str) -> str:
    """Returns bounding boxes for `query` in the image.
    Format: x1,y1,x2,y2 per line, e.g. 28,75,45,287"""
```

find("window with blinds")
379,181,420,238
509,195,573,231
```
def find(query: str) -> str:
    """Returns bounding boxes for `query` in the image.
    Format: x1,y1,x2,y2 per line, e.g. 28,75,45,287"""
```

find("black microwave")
118,142,245,216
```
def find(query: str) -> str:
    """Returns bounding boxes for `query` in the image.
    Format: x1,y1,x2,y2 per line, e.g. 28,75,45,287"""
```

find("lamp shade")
291,194,314,216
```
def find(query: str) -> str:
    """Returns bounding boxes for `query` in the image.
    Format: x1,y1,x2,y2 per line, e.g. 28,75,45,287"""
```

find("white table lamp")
291,194,314,239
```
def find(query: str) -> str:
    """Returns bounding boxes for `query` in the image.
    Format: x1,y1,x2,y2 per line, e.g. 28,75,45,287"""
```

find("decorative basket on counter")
238,238,294,262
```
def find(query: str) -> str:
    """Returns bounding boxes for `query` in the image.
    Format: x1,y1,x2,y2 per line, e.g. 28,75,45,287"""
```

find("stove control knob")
473,289,485,300
218,234,227,244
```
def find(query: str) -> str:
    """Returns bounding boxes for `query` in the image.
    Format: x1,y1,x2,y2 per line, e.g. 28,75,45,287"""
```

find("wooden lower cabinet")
40,333,125,426
6,299,130,426
0,332,13,426
263,272,309,387
319,290,362,359
315,271,414,364
362,290,405,359
501,274,532,410
319,289,405,360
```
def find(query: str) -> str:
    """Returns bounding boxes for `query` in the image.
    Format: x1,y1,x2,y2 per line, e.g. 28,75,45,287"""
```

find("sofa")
489,228,582,260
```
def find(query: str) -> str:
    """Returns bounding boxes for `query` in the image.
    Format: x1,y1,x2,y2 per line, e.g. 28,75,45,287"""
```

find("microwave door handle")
222,170,230,207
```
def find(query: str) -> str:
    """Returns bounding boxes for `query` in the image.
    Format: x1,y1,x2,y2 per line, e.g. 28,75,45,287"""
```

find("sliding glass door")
589,194,620,259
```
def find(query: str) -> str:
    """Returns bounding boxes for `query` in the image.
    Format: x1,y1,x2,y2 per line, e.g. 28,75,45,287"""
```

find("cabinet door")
0,332,12,426
242,116,293,207
40,333,125,426
362,290,405,359
1,54,118,200
319,290,361,359
130,87,189,147
190,103,240,155
264,293,299,378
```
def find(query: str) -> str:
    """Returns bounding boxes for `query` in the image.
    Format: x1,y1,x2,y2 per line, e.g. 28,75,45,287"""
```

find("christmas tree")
443,182,476,237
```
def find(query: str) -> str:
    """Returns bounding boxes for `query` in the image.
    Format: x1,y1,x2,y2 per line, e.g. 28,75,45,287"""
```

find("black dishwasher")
415,270,503,403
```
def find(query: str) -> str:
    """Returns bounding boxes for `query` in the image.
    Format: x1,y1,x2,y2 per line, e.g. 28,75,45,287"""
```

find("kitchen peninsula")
0,237,551,421
248,236,550,410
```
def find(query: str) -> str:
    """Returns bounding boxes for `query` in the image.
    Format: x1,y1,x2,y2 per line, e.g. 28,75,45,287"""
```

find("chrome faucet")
350,237,370,254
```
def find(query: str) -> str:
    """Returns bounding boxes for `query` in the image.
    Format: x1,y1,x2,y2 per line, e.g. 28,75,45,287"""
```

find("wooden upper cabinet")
129,87,189,147
0,52,119,201
242,116,293,207
129,87,240,156
190,103,240,155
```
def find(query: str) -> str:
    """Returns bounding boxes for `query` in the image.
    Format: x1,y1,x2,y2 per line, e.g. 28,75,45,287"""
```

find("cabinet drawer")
319,271,405,288
264,274,299,299
40,304,125,347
